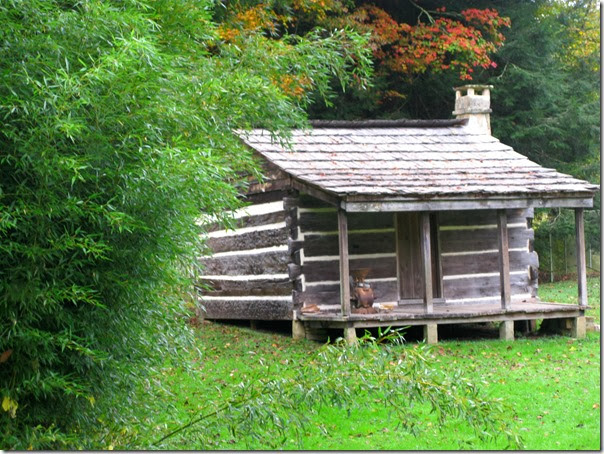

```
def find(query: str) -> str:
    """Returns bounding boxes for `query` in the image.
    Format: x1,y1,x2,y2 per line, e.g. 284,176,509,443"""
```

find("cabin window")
395,212,442,302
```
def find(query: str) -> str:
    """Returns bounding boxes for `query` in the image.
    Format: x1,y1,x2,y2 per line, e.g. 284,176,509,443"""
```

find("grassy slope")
104,277,600,450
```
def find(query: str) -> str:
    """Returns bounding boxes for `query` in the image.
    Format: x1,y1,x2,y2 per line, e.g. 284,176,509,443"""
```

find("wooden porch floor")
297,300,586,329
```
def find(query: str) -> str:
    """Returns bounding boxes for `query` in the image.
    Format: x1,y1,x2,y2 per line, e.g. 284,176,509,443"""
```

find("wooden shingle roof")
239,120,598,211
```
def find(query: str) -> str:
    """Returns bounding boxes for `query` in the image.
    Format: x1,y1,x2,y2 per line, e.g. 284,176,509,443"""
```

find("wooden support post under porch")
499,320,514,341
424,323,438,344
292,319,305,340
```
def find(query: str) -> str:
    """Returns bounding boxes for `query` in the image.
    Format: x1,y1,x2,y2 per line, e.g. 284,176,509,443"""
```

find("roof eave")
342,193,595,212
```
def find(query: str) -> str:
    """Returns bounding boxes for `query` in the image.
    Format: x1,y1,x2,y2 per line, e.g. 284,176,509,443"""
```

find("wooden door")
396,213,441,302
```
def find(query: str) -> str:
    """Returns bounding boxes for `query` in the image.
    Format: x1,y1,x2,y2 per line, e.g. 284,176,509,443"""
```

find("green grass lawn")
539,275,601,323
100,277,600,450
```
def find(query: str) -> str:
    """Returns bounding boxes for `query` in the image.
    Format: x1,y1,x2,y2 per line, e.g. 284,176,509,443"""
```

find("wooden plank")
243,189,287,204
303,257,397,282
247,178,291,195
292,277,303,292
290,178,339,206
431,213,443,298
299,302,584,326
288,239,303,255
285,208,298,240
439,227,531,253
441,250,537,276
207,227,288,253
394,213,401,301
200,250,289,275
342,197,593,213
307,309,586,328
205,210,285,233
396,212,422,299
443,273,528,300
298,193,335,208
200,298,293,320
338,208,351,317
438,209,526,226
199,277,292,296
575,208,588,307
303,231,396,257
497,210,511,309
299,211,394,232
292,249,302,266
443,272,529,300
300,280,398,306
283,198,298,210
287,263,302,280
420,212,434,314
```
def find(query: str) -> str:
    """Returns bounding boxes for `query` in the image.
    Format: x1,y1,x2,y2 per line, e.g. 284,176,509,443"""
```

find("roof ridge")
309,118,468,128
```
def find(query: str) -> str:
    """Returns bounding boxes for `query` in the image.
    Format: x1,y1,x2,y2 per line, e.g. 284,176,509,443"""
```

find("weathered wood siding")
295,194,398,309
199,187,538,317
198,197,294,320
439,208,538,304
296,197,537,308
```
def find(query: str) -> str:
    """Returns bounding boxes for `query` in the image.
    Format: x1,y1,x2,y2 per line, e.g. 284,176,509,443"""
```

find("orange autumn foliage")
218,2,510,99
344,5,510,80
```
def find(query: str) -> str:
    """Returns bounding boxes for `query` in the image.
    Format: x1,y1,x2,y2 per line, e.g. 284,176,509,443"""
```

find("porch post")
420,212,433,314
575,208,588,307
338,207,351,317
497,209,511,309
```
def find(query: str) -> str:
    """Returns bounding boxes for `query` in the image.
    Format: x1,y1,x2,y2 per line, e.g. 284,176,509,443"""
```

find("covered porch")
296,299,587,344
293,201,591,344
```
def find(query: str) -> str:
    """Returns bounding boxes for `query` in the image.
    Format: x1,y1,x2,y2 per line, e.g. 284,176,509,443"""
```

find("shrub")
0,0,371,447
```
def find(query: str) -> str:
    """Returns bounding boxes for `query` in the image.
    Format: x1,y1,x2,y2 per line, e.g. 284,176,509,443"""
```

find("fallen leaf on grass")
0,349,12,363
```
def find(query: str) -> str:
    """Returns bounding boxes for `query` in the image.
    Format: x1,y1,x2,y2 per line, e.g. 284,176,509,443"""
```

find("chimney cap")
453,84,493,134
453,84,494,92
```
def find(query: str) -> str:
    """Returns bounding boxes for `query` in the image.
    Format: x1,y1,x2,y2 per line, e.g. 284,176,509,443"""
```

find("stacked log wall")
296,198,538,308
439,208,538,304
199,187,539,316
295,194,398,309
198,194,294,320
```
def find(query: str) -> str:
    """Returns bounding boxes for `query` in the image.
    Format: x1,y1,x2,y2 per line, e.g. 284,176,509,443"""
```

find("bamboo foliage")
0,0,372,447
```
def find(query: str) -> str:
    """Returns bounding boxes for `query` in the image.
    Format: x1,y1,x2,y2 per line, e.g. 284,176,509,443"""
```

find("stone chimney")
452,84,493,134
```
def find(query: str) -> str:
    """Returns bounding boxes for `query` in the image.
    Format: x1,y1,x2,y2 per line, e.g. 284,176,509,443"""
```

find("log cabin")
198,85,598,343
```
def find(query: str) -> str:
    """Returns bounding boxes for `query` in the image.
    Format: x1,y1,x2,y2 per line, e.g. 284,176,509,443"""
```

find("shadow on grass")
206,319,581,344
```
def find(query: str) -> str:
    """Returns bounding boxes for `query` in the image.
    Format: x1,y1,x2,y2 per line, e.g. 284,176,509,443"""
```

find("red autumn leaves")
348,5,510,80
